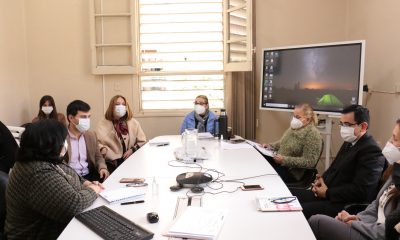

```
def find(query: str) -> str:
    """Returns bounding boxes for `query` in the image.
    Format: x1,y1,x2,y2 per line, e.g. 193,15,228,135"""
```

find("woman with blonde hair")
263,103,322,182
180,95,217,135
96,95,146,172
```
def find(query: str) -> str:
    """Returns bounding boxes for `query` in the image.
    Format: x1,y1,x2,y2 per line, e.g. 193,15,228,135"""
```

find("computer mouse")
147,212,159,223
190,186,204,193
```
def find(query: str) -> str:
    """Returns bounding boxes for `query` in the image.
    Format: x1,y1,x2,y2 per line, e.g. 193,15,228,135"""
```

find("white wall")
23,0,182,139
0,0,30,126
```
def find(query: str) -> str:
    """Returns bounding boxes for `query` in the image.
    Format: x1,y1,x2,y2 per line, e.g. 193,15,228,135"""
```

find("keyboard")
75,205,154,240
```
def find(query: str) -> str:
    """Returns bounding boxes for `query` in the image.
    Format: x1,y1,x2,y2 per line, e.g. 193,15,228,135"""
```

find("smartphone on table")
241,184,264,191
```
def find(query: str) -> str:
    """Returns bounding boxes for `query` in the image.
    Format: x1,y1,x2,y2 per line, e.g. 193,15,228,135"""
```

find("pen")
121,200,145,205
156,143,169,147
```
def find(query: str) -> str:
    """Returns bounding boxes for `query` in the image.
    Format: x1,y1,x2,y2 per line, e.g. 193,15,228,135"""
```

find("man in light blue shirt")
180,95,217,135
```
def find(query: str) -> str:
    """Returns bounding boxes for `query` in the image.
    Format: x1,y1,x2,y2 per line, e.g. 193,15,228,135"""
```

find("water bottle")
218,109,229,140
213,111,219,137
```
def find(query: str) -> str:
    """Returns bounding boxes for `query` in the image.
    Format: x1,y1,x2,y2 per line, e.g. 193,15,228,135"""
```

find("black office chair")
344,160,389,215
0,170,9,239
386,208,400,240
286,139,324,189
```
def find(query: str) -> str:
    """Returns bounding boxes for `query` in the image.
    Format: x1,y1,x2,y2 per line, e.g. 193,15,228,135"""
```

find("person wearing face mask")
96,95,146,172
180,95,217,135
309,119,400,240
5,120,102,239
291,104,386,219
65,100,109,182
261,104,322,182
32,95,66,126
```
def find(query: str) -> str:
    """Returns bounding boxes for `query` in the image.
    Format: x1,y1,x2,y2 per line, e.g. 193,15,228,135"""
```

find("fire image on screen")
261,43,362,113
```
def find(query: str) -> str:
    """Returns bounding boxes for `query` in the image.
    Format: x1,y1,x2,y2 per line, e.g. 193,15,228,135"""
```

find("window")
138,0,224,110
89,0,252,112
89,0,137,74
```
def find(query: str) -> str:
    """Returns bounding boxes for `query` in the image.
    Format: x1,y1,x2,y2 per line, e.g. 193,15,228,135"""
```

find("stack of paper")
99,187,145,204
245,140,275,157
256,196,302,212
164,206,225,240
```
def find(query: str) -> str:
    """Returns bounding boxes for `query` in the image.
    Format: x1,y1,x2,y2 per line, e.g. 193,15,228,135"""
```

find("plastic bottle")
152,176,159,197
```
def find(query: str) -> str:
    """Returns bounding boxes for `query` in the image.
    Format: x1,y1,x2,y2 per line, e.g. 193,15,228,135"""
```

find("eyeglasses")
338,122,359,127
270,196,297,204
194,102,207,106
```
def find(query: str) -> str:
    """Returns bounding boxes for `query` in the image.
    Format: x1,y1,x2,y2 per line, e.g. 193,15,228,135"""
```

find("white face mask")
340,126,357,142
382,141,400,165
42,106,53,115
194,104,206,115
290,117,303,129
75,118,90,133
114,105,127,118
60,140,68,157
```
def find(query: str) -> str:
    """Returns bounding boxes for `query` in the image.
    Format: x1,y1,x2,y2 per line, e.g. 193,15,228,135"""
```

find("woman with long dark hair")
32,95,66,126
5,120,102,239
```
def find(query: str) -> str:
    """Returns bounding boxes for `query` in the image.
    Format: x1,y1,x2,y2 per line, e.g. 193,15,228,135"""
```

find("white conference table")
59,135,316,240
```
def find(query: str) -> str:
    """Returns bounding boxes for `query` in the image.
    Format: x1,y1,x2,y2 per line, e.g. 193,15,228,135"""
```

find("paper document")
256,196,302,212
245,140,275,157
100,187,145,204
148,138,170,146
198,132,214,139
221,141,253,150
164,206,225,240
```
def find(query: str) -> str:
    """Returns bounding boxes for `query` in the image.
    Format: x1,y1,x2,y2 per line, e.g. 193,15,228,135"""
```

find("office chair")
344,159,389,215
6,126,25,146
286,139,324,189
0,171,8,239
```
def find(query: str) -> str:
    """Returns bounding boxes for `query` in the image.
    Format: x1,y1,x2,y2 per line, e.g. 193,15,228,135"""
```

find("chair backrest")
312,137,324,168
6,126,25,146
0,171,8,234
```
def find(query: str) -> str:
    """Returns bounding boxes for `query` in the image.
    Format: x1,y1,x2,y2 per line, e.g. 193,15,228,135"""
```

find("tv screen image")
260,41,365,114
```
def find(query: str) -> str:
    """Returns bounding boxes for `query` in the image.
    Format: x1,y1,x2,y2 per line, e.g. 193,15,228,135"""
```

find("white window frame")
223,0,253,72
89,0,138,74
89,0,252,115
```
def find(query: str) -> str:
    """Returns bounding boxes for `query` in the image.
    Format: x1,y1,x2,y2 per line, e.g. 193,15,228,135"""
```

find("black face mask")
392,163,400,188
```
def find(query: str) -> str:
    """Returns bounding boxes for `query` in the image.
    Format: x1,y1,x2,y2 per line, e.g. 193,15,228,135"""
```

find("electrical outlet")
395,83,400,93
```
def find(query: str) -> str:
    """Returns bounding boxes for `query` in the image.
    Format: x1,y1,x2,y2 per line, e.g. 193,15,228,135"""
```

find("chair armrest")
344,203,369,215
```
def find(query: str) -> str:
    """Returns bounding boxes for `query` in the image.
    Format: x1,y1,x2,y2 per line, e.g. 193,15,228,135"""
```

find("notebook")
164,206,225,240
256,196,302,212
100,187,146,204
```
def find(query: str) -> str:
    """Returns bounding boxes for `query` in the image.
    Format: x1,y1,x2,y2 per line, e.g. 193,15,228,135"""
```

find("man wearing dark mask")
180,95,217,135
291,105,386,219
65,100,109,182
309,119,400,240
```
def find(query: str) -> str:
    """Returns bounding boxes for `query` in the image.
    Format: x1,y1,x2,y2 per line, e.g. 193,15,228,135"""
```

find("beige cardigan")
96,118,146,161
